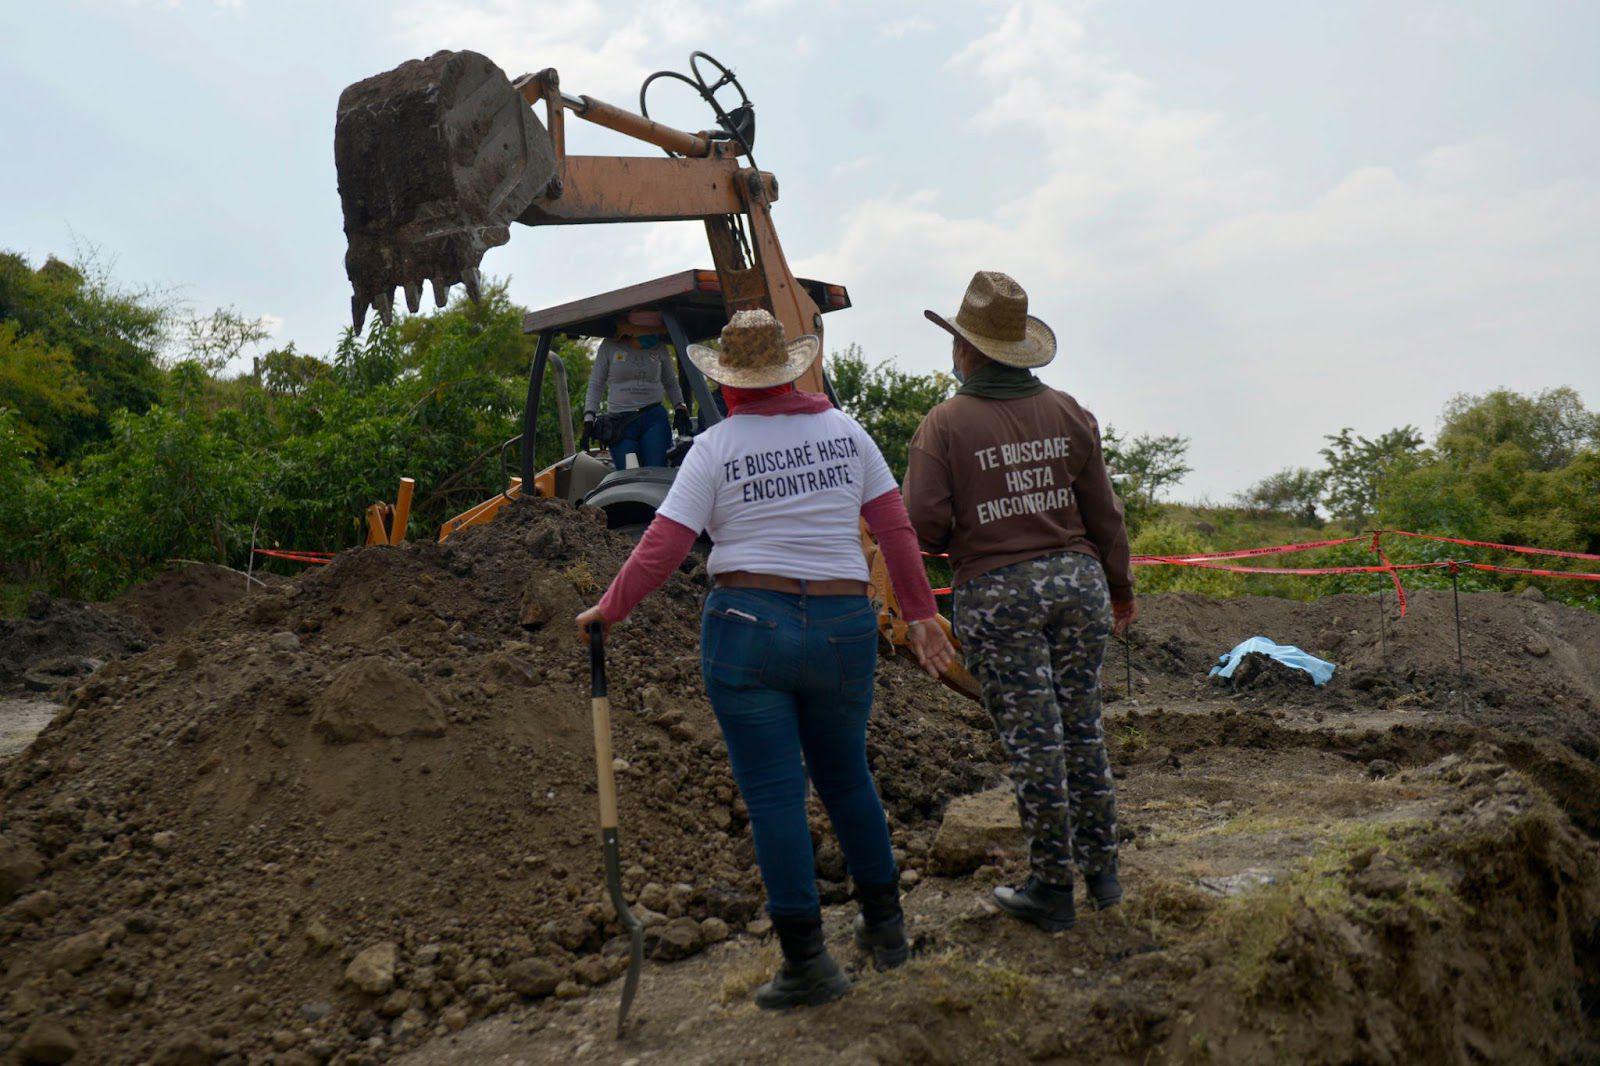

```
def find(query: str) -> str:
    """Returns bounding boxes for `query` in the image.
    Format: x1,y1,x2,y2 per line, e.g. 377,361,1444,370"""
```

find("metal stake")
1450,566,1467,713
1377,586,1386,663
1124,629,1134,698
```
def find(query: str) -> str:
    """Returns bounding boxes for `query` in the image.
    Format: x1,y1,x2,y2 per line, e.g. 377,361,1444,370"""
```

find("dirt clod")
311,657,446,743
930,785,1022,874
17,1018,80,1064
0,835,44,902
344,942,399,996
503,958,560,999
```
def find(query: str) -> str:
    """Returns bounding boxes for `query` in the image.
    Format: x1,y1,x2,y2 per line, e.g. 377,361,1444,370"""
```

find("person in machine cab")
577,310,956,1010
583,310,691,469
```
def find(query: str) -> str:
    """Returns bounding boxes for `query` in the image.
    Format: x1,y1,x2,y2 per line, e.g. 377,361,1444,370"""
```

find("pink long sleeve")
597,516,698,623
862,489,939,623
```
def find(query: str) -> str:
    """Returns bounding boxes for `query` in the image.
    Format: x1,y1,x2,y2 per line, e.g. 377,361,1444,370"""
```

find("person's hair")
954,336,992,370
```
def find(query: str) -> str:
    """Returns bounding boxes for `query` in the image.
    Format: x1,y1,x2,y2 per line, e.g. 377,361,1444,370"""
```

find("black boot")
1084,868,1123,910
852,880,910,970
754,913,851,1010
993,875,1077,932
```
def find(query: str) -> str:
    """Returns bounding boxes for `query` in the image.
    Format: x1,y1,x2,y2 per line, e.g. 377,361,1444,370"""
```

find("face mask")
952,364,966,384
637,334,663,349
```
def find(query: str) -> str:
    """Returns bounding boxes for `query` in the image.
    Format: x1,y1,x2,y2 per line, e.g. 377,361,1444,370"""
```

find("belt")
713,571,870,597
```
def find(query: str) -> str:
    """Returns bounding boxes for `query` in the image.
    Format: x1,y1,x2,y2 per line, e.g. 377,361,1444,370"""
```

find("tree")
0,250,167,458
256,345,330,397
0,408,40,585
1103,428,1192,507
178,307,271,373
0,322,95,455
1437,387,1600,472
1236,467,1323,524
828,344,954,477
1378,388,1600,555
1318,426,1424,523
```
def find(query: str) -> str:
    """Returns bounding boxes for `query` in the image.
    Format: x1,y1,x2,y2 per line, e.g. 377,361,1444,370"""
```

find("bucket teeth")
463,267,482,303
375,288,395,327
431,276,450,308
351,293,369,335
404,279,422,314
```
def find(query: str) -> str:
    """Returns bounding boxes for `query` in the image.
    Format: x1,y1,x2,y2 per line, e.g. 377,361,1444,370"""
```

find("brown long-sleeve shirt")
903,389,1133,601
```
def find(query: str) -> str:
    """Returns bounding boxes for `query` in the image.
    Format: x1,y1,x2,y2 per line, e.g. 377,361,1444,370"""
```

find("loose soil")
0,597,148,696
2,500,1597,1064
106,562,278,643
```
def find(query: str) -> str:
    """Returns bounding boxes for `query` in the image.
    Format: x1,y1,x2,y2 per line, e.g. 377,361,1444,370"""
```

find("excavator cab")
513,269,852,538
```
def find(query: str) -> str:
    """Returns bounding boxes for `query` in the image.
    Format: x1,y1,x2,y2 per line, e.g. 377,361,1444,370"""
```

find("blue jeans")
609,404,671,468
701,587,897,918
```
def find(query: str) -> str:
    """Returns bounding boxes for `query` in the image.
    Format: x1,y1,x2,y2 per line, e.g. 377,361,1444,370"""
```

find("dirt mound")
1122,589,1600,755
0,498,1005,1064
106,561,274,641
0,594,149,695
1209,650,1318,695
1168,754,1600,1063
2,563,270,698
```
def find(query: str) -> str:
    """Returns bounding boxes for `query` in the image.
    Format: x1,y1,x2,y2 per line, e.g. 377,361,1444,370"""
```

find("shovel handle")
589,626,619,831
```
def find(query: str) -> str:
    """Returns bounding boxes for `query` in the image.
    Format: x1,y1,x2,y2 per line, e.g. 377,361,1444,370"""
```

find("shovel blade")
603,829,644,1036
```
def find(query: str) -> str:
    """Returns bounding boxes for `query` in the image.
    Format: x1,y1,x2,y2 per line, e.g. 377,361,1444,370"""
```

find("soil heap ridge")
0,498,1005,1064
1114,588,1600,756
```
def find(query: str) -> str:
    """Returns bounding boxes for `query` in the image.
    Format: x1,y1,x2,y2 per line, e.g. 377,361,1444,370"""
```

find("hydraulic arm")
334,49,974,697
335,49,823,393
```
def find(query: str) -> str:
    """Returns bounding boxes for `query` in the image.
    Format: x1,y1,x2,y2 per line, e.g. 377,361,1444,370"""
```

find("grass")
1213,818,1452,995
717,943,780,1004
1124,875,1217,937
0,578,48,618
563,561,600,596
895,950,1039,1016
1114,724,1149,754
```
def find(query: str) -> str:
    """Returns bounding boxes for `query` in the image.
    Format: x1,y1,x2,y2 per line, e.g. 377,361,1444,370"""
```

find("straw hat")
687,309,821,388
925,271,1056,369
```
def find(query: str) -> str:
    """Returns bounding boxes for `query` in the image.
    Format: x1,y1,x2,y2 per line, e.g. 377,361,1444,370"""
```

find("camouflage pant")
953,551,1118,885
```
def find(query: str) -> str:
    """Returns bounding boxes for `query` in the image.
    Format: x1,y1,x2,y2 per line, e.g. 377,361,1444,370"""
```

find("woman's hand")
907,618,958,679
1112,598,1138,637
575,605,610,644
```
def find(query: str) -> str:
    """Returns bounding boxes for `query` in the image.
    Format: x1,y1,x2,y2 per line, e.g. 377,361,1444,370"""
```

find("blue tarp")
1209,636,1336,687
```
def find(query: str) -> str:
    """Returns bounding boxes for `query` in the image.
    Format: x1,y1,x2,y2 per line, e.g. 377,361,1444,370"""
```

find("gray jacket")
584,339,684,415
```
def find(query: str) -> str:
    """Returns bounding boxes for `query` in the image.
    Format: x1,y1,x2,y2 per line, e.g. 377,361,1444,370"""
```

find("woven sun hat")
924,270,1056,369
687,309,821,388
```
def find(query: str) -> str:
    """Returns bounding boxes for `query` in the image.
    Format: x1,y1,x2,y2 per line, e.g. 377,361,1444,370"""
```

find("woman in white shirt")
577,310,954,1009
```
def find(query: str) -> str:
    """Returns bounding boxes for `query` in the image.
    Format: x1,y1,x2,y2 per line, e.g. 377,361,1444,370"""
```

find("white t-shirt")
656,408,897,582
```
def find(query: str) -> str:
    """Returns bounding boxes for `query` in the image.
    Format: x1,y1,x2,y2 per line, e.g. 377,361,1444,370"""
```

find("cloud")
392,0,720,102
118,0,244,8
797,0,1600,496
879,15,933,38
829,154,880,178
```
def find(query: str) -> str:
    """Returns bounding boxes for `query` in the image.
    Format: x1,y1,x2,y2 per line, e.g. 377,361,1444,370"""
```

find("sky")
4,0,1597,499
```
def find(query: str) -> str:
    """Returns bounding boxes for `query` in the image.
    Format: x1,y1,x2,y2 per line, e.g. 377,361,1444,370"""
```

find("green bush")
1130,520,1237,597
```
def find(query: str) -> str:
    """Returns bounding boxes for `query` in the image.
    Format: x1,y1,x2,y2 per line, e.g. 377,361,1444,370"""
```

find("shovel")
588,625,644,1036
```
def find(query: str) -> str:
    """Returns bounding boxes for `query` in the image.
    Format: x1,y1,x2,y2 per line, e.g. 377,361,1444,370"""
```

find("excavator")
334,48,976,698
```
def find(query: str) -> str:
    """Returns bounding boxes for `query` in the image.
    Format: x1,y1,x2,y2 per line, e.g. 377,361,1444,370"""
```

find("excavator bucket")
335,50,556,332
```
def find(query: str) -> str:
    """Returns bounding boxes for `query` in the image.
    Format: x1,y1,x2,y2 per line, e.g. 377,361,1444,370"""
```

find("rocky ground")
2,500,1598,1064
